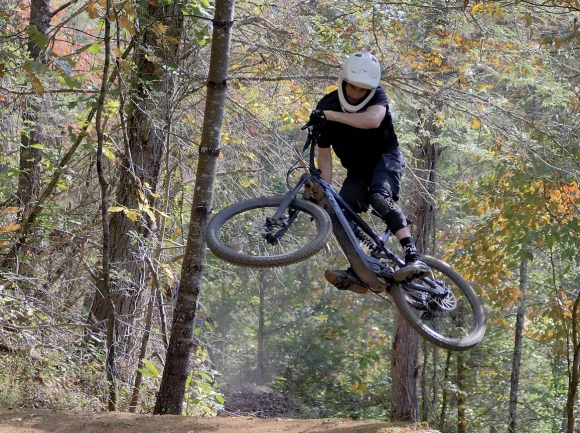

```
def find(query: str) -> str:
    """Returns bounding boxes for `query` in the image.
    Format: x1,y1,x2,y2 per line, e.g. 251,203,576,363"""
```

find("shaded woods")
0,0,579,432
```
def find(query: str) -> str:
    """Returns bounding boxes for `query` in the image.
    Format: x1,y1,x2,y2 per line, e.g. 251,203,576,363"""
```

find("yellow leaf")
87,0,100,19
144,208,155,222
152,22,166,35
124,209,139,222
0,222,20,233
471,4,482,14
108,206,125,212
145,54,163,63
475,84,495,90
160,262,175,280
28,71,44,94
117,14,133,32
323,84,337,93
1,207,22,215
240,177,251,188
471,117,481,129
495,5,503,20
155,209,171,219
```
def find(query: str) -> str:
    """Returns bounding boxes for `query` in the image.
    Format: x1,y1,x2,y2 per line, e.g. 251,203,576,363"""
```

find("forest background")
0,0,579,432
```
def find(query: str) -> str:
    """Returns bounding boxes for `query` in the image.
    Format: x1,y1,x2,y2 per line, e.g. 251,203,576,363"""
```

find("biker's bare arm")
323,105,386,129
317,147,333,183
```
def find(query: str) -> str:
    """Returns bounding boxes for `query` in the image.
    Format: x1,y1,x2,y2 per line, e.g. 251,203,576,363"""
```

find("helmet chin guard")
337,52,381,113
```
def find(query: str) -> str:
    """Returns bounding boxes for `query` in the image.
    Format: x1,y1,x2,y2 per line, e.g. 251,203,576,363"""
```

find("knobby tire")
206,196,332,268
391,256,486,351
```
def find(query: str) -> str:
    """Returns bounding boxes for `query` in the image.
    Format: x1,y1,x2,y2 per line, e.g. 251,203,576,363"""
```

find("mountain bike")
206,126,486,351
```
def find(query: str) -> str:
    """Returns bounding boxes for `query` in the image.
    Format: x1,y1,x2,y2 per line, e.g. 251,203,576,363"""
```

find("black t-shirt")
315,86,399,170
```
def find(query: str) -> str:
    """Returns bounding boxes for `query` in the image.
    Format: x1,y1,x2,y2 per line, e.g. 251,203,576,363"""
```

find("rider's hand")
309,109,327,128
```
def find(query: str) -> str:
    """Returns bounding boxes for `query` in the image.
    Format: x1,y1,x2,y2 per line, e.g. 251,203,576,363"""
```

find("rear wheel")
206,196,332,267
391,256,486,351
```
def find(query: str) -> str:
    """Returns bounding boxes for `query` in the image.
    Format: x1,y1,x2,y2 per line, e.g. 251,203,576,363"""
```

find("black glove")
309,109,327,128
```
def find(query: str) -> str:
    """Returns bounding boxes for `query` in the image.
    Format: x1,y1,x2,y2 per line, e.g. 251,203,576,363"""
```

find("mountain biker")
309,51,429,294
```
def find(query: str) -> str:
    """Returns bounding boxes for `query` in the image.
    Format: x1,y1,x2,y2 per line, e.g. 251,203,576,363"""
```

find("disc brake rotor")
432,287,457,311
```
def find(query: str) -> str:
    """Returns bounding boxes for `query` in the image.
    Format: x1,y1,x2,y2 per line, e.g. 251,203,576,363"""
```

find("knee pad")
369,193,407,233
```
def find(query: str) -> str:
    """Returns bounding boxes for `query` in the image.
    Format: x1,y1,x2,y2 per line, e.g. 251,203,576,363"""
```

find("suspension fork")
265,174,309,243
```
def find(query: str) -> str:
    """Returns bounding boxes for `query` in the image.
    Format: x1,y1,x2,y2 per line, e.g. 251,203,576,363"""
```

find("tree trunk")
421,341,438,423
457,351,467,433
17,0,50,236
94,0,115,410
391,107,440,422
564,286,580,433
89,0,184,380
508,256,528,433
257,270,266,385
153,0,235,413
391,311,421,422
438,350,452,431
129,258,159,412
19,0,51,201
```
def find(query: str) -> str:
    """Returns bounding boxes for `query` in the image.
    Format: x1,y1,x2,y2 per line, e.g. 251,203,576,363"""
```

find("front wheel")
391,256,486,351
206,196,332,268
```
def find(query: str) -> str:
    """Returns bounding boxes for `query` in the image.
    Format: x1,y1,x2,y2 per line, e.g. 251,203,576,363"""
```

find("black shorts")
339,148,406,213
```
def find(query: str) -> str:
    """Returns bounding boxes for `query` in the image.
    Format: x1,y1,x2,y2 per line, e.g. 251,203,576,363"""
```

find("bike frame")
270,132,398,292
274,130,446,295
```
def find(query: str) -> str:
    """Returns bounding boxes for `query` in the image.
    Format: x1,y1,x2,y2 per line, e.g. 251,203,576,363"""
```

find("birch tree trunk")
508,256,528,433
257,270,266,386
153,0,235,413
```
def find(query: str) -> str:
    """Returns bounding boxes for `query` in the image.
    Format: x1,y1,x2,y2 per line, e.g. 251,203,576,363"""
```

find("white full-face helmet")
337,52,381,113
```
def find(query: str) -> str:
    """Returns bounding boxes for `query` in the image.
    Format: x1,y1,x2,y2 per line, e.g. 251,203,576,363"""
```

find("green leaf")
142,358,159,377
23,60,49,73
27,25,48,49
88,43,102,54
195,380,212,392
56,75,83,89
196,370,212,381
102,146,115,160
137,367,157,378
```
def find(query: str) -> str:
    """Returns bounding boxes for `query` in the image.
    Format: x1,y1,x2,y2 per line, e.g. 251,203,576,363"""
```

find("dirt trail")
0,408,440,433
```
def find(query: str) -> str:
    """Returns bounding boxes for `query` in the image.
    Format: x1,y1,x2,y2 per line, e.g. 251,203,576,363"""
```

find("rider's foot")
325,268,369,295
394,258,429,281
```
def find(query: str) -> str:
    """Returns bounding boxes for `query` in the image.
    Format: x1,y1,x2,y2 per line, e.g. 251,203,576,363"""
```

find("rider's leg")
369,151,428,281
337,173,371,214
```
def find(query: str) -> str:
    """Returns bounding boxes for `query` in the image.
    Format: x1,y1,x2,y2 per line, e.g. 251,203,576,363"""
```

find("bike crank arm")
403,278,447,296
